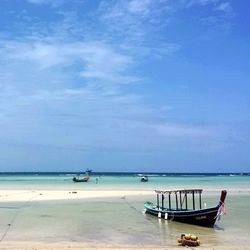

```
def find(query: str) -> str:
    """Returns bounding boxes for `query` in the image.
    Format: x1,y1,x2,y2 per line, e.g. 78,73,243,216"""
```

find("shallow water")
0,174,250,247
0,194,250,247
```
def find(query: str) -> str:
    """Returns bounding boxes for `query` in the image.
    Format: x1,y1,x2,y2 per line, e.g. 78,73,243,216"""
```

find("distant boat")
72,168,93,182
141,175,148,182
72,176,90,182
144,189,227,227
85,168,93,175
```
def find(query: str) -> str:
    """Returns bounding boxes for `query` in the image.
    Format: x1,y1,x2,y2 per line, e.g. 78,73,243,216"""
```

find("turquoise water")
0,173,249,191
0,173,250,247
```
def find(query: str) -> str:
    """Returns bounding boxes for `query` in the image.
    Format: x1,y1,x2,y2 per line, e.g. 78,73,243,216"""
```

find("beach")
0,190,152,202
0,174,250,249
1,0,249,249
0,243,249,250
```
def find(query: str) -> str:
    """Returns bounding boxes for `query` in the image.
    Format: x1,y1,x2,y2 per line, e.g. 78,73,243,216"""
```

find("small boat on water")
144,189,227,227
72,169,92,183
85,168,93,175
141,175,149,182
72,176,90,182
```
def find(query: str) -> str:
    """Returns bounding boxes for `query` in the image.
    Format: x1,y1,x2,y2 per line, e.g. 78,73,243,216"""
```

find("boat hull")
72,177,90,182
144,202,220,227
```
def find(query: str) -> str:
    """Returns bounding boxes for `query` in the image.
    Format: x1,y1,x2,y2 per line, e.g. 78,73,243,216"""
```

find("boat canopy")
154,189,203,210
155,189,203,195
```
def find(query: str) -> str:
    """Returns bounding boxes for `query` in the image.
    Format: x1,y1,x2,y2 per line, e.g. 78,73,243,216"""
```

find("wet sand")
1,187,250,249
0,242,250,250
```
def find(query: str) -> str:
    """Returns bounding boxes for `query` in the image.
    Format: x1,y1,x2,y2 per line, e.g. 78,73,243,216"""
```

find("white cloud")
183,0,219,7
26,0,67,7
78,43,136,83
180,0,234,33
183,0,233,15
0,0,227,164
215,2,232,13
2,41,69,69
153,123,211,137
127,0,152,14
27,0,47,4
99,0,172,45
0,39,135,87
0,1,206,148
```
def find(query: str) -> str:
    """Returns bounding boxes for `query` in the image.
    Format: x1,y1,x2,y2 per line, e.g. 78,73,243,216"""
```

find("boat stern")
219,190,227,205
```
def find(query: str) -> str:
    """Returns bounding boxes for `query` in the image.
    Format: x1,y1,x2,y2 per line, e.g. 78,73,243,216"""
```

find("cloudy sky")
0,0,249,172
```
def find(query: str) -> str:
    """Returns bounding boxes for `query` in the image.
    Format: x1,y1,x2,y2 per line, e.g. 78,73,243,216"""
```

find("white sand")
0,188,249,203
0,190,153,202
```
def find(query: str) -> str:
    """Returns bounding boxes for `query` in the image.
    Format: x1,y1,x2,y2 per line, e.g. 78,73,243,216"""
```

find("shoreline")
0,189,250,203
0,190,152,202
0,242,250,250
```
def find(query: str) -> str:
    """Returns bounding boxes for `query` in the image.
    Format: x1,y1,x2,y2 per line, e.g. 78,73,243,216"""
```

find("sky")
0,0,249,172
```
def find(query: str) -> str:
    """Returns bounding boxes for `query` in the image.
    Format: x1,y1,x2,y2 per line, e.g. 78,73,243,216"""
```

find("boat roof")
155,189,203,194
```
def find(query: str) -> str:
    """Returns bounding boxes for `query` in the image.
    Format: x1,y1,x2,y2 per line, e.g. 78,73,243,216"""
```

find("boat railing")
154,189,203,211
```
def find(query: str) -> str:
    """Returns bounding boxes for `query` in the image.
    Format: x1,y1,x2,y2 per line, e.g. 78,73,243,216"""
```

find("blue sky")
0,0,249,172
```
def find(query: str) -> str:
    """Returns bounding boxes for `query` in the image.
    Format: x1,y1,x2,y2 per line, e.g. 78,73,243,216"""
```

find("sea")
0,172,250,248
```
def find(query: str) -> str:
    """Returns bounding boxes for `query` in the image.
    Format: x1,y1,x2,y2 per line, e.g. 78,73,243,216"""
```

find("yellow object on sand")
177,233,201,247
191,235,197,240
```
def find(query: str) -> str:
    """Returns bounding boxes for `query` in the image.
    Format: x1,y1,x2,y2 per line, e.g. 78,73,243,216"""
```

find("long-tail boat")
72,169,92,183
144,189,227,227
72,176,90,182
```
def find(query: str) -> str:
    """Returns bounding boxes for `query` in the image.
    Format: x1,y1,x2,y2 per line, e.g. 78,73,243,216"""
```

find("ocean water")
0,172,249,191
0,173,250,247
